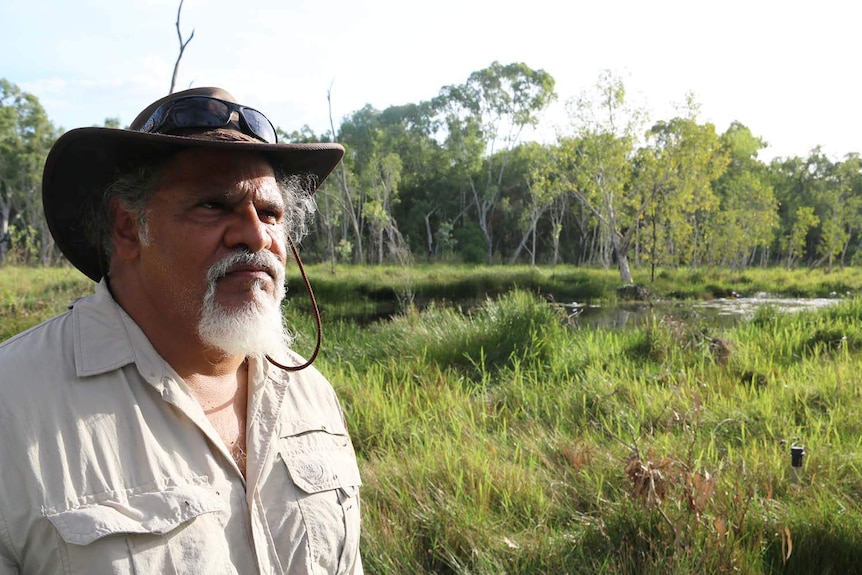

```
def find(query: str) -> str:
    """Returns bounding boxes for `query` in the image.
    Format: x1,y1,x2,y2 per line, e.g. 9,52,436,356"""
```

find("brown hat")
42,87,344,281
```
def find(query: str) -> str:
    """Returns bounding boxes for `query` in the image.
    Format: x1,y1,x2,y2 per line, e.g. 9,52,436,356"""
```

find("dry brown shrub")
625,453,671,506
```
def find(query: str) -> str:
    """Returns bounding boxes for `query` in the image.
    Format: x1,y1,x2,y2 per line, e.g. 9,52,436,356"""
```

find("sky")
2,0,860,162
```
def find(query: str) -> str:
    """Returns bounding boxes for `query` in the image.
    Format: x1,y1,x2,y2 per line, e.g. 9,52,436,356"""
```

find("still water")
568,294,843,330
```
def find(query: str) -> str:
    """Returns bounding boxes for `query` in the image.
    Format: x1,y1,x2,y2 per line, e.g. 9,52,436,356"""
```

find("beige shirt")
0,281,362,575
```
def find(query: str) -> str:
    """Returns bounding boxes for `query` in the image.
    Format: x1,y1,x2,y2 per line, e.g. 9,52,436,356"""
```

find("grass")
0,266,92,340
4,263,862,573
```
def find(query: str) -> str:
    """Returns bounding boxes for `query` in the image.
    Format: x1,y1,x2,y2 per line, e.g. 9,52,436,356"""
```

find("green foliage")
561,70,644,283
0,79,60,266
453,223,486,264
6,69,862,271
783,207,820,268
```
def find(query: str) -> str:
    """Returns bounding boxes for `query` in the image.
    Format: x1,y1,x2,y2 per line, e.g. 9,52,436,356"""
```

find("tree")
637,97,729,270
709,122,776,270
433,61,556,263
815,153,862,270
560,70,646,284
279,124,345,268
769,155,816,265
506,142,559,265
364,152,405,264
370,102,446,261
169,0,194,94
833,154,862,266
783,206,819,268
770,148,860,269
629,144,675,279
0,80,59,264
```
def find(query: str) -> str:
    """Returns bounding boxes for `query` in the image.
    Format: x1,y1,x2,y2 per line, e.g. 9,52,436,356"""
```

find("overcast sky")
3,0,859,162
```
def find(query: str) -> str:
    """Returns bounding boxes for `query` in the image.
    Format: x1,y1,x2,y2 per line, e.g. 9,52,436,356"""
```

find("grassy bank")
3,264,862,573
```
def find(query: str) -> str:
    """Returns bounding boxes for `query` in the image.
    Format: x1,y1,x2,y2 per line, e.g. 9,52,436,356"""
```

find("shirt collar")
72,278,168,384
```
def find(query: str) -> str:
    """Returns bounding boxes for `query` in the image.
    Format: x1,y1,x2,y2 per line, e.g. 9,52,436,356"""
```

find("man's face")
137,148,290,354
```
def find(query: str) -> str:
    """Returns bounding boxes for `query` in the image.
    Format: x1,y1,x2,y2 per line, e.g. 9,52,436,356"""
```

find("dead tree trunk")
169,0,195,94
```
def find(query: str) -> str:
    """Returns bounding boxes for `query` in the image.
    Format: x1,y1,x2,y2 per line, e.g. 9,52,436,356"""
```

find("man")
0,87,363,574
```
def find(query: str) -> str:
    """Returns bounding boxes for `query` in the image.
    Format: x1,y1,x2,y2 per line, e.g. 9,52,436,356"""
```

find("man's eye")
200,201,224,210
259,210,282,224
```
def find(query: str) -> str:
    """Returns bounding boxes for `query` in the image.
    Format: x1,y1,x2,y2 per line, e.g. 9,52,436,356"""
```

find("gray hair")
86,162,318,260
275,171,318,244
85,165,161,260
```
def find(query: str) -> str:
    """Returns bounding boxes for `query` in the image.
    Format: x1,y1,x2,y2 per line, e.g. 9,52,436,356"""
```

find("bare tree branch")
169,0,195,94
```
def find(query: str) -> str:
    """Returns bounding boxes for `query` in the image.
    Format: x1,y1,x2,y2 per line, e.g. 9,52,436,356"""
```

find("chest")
187,373,250,473
205,407,247,474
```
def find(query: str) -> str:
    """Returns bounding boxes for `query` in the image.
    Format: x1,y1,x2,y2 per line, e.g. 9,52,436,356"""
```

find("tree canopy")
3,66,861,282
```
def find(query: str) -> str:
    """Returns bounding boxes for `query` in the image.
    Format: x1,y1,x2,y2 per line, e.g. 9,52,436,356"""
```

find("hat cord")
265,235,322,372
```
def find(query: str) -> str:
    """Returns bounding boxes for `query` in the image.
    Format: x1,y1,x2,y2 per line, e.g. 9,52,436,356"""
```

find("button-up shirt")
0,281,363,574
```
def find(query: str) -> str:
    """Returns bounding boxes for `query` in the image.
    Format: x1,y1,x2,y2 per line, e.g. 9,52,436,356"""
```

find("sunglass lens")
170,98,232,128
242,109,278,143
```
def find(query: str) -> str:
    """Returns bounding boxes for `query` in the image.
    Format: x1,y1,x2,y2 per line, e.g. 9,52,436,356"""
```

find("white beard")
196,251,291,358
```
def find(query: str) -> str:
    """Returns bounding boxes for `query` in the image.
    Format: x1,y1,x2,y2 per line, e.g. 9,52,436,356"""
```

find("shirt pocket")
280,420,362,575
45,483,236,575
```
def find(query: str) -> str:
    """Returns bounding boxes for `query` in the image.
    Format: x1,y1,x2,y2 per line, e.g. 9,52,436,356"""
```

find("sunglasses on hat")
137,96,279,144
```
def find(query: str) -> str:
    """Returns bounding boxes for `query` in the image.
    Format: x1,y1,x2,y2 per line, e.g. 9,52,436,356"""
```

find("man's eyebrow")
187,187,233,201
257,194,286,213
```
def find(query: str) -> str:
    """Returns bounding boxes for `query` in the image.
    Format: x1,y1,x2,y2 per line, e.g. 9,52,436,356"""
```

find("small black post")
790,445,805,485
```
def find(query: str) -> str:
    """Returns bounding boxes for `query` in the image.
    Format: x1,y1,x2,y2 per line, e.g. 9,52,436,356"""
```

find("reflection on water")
568,295,842,330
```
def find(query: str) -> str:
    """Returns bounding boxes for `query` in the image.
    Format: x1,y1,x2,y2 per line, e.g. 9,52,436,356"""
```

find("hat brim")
42,128,344,282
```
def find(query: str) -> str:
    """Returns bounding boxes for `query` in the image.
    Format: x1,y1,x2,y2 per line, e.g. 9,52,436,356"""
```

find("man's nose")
224,204,272,253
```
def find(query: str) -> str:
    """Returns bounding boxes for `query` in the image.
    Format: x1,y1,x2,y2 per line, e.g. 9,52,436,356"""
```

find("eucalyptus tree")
336,104,382,263
629,144,675,280
804,148,847,270
560,70,646,284
507,141,568,265
833,153,862,266
374,102,450,260
168,0,194,94
432,61,556,263
708,122,777,269
336,101,449,264
0,79,59,264
782,206,819,268
638,99,728,269
769,155,815,264
363,152,405,264
770,148,857,269
812,152,862,270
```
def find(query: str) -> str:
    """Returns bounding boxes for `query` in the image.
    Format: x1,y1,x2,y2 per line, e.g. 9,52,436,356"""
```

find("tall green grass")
313,285,862,573
5,264,862,572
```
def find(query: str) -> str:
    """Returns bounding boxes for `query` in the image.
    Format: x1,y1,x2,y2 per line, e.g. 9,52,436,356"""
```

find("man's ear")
109,198,144,261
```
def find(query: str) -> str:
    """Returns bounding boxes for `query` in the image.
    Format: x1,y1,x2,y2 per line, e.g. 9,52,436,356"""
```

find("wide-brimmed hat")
42,87,344,281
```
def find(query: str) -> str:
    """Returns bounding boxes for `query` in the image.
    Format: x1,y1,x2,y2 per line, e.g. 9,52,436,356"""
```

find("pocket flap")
283,452,362,494
47,484,224,546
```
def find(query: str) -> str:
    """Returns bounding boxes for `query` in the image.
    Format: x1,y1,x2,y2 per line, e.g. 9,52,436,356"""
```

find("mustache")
207,250,284,284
